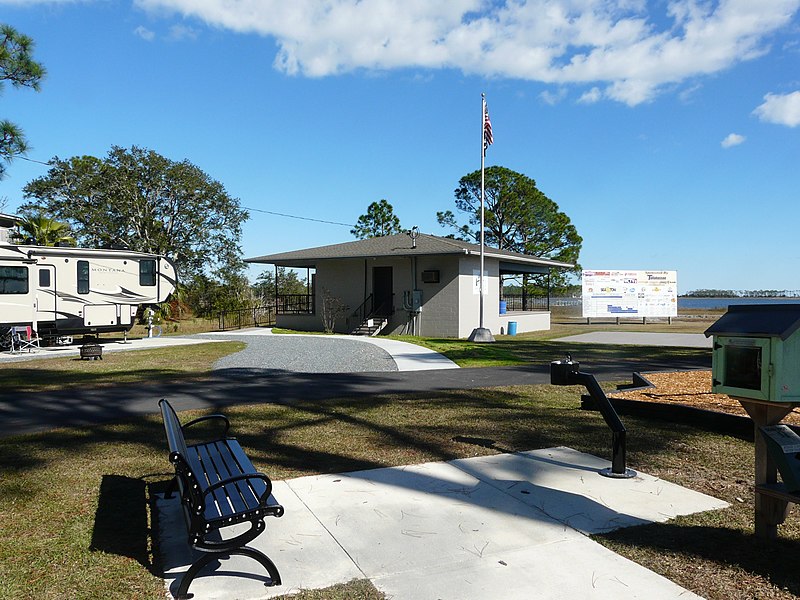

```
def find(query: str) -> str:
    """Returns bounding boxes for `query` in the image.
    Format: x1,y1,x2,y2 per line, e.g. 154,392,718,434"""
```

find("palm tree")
13,214,75,246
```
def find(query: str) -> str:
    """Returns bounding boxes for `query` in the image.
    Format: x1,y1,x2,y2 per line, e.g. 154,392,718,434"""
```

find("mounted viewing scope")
549,354,635,479
550,354,580,386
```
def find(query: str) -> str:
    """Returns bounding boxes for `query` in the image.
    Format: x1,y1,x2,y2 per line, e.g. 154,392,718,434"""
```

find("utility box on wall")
705,304,800,403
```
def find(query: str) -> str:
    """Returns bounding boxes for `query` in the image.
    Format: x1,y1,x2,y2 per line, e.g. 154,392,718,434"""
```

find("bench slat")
206,441,251,516
214,440,266,509
196,442,243,519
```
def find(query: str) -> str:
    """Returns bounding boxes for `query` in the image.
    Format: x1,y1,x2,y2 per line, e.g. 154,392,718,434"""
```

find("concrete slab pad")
373,539,703,600
286,461,576,578
554,331,712,348
158,448,726,600
451,447,728,534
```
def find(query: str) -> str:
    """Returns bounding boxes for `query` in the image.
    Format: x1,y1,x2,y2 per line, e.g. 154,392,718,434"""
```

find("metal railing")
217,306,276,331
346,293,395,330
276,294,314,315
501,295,581,311
347,294,374,331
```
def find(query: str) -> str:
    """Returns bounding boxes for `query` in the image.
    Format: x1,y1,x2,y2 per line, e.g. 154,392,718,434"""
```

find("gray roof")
245,232,574,269
705,304,800,340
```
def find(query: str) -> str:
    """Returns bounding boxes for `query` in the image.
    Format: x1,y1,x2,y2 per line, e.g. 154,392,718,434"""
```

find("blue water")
678,297,800,310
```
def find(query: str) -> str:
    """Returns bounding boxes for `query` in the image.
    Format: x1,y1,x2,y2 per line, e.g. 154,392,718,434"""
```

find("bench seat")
184,438,284,528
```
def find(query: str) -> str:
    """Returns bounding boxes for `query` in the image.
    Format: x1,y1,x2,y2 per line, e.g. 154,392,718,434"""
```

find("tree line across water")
682,289,800,298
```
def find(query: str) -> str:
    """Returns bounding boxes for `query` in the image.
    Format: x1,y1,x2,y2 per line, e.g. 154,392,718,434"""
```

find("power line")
244,205,355,228
18,155,51,166
10,155,357,229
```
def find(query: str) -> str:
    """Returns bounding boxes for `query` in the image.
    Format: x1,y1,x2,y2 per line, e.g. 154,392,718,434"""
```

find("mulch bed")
610,370,800,426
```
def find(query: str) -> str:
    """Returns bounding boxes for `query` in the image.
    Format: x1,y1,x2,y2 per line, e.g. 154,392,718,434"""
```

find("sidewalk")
0,335,223,364
159,446,727,600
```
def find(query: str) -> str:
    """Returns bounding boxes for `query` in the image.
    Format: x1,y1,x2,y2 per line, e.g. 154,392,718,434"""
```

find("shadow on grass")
599,522,800,596
0,366,208,395
90,474,173,577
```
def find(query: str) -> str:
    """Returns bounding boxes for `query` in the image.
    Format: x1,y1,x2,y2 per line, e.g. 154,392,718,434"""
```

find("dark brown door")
373,267,393,316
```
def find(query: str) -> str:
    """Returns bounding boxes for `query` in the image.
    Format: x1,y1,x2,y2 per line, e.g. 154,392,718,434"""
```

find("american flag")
483,105,493,155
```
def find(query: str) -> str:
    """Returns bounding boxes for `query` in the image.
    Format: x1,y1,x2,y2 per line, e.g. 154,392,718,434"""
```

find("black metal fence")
276,294,314,315
217,306,276,331
502,295,581,311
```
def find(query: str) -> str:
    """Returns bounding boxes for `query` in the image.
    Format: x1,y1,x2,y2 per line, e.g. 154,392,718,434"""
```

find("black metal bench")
159,398,284,599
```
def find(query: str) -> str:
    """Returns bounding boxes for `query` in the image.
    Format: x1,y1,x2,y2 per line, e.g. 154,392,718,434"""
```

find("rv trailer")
0,243,177,339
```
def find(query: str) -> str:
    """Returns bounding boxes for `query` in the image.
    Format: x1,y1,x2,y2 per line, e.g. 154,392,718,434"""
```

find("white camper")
0,243,177,339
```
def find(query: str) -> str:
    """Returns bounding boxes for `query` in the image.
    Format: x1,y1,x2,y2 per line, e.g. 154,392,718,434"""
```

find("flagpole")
479,93,486,330
468,93,495,343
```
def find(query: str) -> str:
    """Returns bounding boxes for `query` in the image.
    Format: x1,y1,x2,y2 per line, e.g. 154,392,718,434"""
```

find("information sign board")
582,270,677,318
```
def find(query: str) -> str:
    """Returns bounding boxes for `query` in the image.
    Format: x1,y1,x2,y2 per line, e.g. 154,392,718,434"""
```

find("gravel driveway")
212,334,398,373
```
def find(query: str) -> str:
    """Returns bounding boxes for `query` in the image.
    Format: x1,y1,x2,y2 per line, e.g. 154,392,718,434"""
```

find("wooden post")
739,398,796,538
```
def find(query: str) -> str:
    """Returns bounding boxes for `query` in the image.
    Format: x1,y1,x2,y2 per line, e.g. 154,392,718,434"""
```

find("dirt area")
611,370,800,426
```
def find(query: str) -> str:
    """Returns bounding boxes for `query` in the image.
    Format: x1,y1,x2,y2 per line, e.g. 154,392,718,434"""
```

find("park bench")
158,398,284,599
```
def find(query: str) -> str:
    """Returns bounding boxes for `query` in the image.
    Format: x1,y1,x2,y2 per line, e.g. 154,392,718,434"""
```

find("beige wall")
402,255,460,337
456,255,501,338
498,311,551,335
275,253,550,338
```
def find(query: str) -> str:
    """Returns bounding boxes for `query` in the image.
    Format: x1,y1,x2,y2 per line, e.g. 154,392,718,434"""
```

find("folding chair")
11,326,40,353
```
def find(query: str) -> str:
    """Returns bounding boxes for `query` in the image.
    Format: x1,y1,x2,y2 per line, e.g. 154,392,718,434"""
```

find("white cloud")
168,23,199,41
721,133,746,148
133,0,800,106
134,25,156,41
578,87,603,104
540,88,567,106
753,91,800,127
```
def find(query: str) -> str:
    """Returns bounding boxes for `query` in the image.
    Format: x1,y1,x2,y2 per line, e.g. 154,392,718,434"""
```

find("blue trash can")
508,321,518,336
499,300,507,314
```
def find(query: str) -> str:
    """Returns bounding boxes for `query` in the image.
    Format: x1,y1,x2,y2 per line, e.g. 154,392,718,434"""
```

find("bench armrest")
204,472,283,514
181,414,230,436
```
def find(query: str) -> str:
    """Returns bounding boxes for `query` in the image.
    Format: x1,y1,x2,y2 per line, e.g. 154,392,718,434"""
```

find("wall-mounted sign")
472,269,489,295
582,270,677,318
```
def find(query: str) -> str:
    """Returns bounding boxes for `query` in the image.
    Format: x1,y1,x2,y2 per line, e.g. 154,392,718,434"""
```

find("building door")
372,266,393,316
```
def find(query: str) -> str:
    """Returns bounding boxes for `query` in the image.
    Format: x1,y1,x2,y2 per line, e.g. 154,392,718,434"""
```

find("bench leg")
175,546,281,599
164,476,177,500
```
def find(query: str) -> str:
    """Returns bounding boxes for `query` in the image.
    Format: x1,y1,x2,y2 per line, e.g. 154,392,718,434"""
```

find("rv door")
35,265,56,327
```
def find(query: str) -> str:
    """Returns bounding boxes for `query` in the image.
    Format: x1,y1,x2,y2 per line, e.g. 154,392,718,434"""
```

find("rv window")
139,260,156,286
39,269,51,288
77,260,89,294
0,266,28,294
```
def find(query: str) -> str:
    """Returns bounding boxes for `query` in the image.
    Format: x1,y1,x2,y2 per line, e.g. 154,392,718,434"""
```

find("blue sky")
1,0,799,293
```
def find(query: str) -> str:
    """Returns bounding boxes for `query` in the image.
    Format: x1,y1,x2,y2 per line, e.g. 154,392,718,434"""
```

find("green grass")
2,379,800,599
393,320,711,368
0,342,245,393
